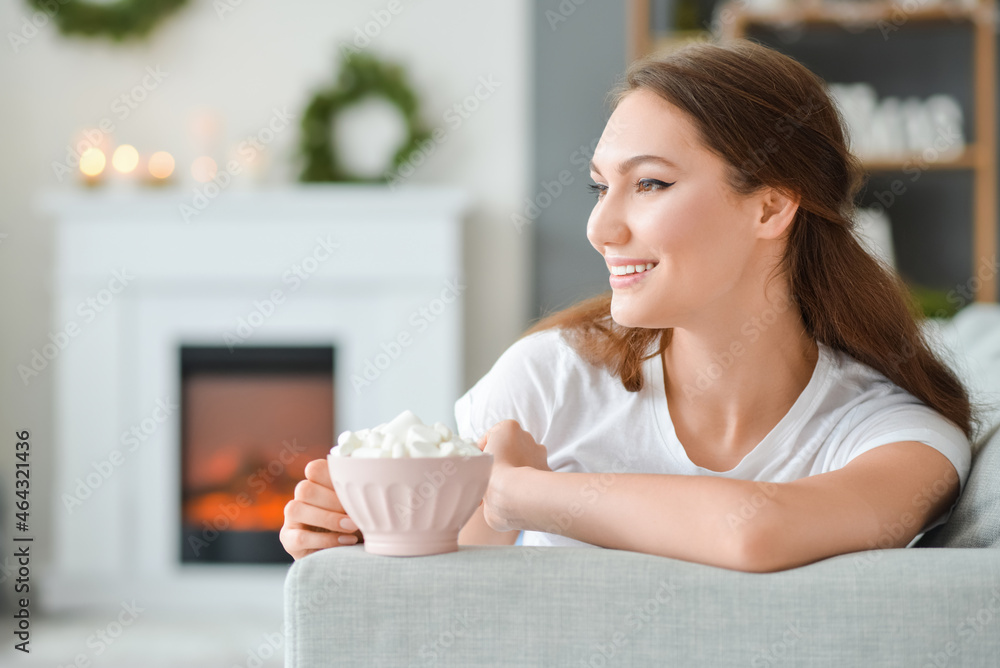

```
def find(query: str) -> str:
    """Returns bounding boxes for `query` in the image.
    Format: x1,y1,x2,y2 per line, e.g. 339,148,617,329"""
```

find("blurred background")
0,0,996,665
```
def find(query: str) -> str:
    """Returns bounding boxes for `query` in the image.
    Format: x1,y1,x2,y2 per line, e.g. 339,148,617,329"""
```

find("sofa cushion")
284,545,1000,667
917,421,1000,548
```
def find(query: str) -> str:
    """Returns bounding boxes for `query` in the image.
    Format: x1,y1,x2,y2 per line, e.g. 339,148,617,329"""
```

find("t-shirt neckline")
644,339,833,475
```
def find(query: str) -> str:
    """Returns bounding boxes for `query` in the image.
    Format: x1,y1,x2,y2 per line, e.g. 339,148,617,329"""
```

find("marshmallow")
384,410,422,440
432,422,453,441
331,410,484,458
349,446,390,458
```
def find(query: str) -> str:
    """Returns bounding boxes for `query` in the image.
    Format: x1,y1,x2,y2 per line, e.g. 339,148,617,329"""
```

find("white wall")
0,0,531,575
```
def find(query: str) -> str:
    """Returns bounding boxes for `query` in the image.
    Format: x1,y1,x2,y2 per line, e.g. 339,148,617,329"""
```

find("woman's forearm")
459,503,520,546
503,468,778,571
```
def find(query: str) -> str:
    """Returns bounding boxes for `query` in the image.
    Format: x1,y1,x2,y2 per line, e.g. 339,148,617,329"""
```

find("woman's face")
587,89,773,329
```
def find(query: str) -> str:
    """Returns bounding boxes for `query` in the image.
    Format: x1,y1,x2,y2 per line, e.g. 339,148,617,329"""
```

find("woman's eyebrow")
589,154,678,175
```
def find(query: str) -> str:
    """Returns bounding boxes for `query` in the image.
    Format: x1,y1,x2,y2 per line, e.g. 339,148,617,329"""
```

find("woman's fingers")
304,458,335,488
280,525,358,560
284,499,356,534
294,478,344,514
299,459,346,513
280,459,363,560
280,496,362,560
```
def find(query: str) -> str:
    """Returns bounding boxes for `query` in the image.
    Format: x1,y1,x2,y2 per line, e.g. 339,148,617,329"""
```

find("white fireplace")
39,185,467,612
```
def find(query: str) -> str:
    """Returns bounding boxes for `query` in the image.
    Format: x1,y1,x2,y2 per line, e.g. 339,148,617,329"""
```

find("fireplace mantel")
39,185,468,612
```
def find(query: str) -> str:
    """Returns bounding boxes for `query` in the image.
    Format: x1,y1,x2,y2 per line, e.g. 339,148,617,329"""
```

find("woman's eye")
635,178,674,193
587,179,674,200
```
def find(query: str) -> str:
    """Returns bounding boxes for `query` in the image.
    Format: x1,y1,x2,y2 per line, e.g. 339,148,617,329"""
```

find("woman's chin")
609,303,654,329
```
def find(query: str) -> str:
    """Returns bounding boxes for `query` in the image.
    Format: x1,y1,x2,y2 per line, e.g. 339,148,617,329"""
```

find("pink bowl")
327,452,493,556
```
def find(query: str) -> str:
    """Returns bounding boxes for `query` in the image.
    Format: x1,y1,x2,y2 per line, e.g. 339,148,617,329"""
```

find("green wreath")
26,0,188,40
299,50,431,183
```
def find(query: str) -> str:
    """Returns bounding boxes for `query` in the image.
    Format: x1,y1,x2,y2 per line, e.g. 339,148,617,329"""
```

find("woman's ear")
756,187,800,240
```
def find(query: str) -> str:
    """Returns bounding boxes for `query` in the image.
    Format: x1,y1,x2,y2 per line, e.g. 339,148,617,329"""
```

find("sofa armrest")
284,545,1000,667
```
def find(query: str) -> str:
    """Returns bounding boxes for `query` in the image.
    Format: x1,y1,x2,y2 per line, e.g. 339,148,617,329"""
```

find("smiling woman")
281,39,980,572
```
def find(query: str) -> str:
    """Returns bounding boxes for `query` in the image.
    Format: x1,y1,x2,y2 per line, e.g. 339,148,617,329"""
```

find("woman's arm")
491,441,960,572
459,503,520,545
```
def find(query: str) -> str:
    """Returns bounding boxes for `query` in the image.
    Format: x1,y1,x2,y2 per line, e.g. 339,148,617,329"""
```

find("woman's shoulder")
463,327,598,409
490,327,582,373
822,342,922,401
455,328,581,441
818,343,972,478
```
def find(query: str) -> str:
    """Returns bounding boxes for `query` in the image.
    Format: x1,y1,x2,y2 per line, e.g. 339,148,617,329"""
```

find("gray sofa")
284,307,1000,666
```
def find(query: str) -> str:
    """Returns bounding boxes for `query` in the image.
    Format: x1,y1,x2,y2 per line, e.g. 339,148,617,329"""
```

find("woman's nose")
586,197,630,251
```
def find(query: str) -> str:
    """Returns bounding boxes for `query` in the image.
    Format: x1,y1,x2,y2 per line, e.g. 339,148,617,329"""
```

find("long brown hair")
526,39,979,442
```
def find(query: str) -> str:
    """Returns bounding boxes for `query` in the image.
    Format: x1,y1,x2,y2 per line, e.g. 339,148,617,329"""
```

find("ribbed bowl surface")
327,452,493,556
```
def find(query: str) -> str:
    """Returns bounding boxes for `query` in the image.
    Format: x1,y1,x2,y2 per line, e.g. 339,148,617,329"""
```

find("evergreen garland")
27,0,189,40
299,50,430,183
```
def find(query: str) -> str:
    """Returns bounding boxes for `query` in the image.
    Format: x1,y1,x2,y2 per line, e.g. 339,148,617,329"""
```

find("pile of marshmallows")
330,410,484,458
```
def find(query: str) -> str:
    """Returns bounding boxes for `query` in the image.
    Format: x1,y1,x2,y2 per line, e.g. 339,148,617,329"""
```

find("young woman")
280,40,978,572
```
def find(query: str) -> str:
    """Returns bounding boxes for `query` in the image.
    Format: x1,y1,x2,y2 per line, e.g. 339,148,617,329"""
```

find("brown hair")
526,39,979,442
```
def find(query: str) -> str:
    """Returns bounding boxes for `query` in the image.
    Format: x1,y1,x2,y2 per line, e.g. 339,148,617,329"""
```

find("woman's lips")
606,259,657,288
608,267,656,288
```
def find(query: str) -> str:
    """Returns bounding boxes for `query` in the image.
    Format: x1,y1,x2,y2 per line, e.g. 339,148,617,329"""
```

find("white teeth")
610,262,656,276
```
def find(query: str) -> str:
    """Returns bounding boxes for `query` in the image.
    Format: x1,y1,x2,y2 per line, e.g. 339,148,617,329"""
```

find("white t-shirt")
454,328,972,550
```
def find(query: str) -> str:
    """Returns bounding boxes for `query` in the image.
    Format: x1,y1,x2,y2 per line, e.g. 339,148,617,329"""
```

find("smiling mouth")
609,262,656,276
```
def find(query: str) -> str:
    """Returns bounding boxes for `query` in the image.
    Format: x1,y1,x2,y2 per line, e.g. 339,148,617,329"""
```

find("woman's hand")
280,458,363,560
477,419,552,472
477,420,551,532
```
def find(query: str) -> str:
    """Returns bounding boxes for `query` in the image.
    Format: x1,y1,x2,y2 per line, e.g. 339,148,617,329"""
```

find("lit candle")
79,147,106,186
112,144,139,174
146,151,176,185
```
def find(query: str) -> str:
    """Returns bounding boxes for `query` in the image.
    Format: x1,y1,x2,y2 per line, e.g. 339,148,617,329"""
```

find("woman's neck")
661,301,818,459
